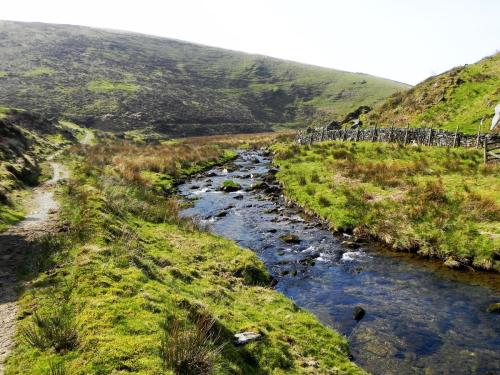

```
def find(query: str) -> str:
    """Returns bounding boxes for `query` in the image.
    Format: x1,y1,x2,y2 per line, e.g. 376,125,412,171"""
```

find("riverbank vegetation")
272,141,500,271
6,134,362,374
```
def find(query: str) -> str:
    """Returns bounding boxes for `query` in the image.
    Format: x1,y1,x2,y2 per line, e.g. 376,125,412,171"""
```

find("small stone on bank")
444,257,461,269
234,331,262,346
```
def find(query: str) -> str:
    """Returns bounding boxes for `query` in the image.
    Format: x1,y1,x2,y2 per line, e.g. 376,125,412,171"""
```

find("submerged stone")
353,306,366,321
280,233,301,244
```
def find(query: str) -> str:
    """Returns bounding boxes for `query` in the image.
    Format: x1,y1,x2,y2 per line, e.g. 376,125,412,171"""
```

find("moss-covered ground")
272,141,500,271
6,136,362,374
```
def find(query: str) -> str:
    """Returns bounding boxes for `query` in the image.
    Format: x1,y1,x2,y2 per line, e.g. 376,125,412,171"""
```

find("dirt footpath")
0,161,68,374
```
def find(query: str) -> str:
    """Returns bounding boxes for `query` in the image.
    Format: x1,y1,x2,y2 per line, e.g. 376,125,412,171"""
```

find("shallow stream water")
179,150,500,375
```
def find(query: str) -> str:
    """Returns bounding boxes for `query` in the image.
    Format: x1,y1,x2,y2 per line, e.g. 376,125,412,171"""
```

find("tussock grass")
273,141,500,271
160,312,225,374
21,306,78,353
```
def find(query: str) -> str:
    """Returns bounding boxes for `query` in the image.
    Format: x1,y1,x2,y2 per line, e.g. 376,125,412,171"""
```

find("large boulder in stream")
220,180,241,192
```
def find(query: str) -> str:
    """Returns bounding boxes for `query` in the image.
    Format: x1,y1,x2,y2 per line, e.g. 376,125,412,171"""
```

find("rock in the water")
248,181,269,191
216,211,228,217
353,306,365,321
444,257,461,269
268,167,279,175
190,185,200,189
233,194,244,200
234,331,262,346
280,234,301,244
342,240,360,249
487,303,500,313
267,228,278,233
220,180,241,192
265,185,281,194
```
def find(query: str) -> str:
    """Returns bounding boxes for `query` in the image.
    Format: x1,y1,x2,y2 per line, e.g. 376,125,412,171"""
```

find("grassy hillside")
0,107,83,231
6,136,363,374
0,20,408,136
272,141,500,272
366,53,500,134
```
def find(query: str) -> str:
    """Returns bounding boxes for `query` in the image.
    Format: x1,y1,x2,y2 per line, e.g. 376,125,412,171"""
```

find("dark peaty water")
179,150,500,375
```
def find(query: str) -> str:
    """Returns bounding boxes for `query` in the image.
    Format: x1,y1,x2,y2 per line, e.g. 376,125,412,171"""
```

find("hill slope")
0,21,408,136
366,53,500,134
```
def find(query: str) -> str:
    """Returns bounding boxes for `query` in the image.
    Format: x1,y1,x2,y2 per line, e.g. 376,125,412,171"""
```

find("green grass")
87,79,140,93
366,53,500,134
6,140,363,374
272,141,500,271
0,204,24,232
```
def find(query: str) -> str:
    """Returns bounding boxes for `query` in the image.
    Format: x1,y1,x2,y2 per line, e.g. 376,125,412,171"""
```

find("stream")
179,150,500,375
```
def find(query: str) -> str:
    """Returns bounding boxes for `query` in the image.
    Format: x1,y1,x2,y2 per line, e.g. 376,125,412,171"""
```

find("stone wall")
295,126,495,149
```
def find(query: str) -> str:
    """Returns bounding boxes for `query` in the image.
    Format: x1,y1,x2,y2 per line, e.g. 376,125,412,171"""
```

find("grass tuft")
21,306,78,352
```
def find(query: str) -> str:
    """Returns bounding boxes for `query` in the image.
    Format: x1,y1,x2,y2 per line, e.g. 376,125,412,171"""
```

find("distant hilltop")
0,20,408,136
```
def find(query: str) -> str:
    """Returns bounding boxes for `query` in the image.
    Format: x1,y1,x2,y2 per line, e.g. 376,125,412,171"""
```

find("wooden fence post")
321,127,326,142
355,127,360,142
388,127,394,143
453,125,459,148
427,128,433,146
476,118,483,148
371,126,377,142
484,138,488,163
404,125,409,145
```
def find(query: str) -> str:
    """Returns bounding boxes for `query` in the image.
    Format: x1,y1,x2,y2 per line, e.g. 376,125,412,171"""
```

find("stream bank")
179,150,500,375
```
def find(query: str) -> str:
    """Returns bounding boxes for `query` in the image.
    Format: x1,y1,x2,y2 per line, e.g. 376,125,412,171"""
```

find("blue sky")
2,0,499,84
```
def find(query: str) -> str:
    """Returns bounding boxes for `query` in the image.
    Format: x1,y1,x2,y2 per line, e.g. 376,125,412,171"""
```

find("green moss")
0,71,7,78
5,147,363,374
273,141,500,271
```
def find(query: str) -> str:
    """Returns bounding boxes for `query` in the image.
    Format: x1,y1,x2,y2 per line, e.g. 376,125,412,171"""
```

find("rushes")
46,360,67,375
21,306,78,352
159,313,225,375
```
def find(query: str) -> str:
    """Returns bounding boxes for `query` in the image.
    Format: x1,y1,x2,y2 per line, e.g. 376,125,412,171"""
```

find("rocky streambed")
179,150,500,375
